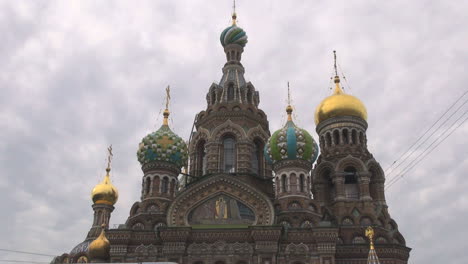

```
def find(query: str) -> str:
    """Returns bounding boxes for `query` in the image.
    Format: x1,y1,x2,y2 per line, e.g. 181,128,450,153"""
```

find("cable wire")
385,89,468,175
385,92,468,184
386,110,468,190
0,249,55,257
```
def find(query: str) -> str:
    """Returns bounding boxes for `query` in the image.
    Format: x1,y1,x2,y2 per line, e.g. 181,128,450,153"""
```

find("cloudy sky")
0,1,467,263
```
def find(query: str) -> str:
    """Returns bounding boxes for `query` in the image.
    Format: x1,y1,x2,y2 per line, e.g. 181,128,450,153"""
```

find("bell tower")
312,52,408,260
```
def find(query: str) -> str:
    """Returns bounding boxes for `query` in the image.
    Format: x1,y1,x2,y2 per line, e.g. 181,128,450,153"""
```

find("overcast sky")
0,1,467,263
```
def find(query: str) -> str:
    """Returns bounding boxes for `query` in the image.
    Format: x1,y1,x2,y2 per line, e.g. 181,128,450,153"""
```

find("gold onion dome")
314,75,367,125
88,224,110,260
91,167,118,206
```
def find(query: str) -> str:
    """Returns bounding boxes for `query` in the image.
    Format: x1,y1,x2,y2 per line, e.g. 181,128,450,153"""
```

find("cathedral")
52,9,410,264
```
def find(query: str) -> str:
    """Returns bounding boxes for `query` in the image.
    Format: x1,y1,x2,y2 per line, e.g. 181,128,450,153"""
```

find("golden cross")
165,85,171,110
106,144,113,170
333,50,338,76
157,135,174,149
365,226,375,249
287,81,291,106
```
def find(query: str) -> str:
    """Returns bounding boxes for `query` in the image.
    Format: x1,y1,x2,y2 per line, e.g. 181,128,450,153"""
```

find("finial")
231,0,237,25
163,85,171,126
106,145,113,173
286,81,293,121
365,226,375,250
333,50,340,84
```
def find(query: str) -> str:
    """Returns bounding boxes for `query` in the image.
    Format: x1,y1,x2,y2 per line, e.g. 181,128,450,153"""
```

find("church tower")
126,87,188,231
265,86,320,228
312,51,408,260
187,10,272,192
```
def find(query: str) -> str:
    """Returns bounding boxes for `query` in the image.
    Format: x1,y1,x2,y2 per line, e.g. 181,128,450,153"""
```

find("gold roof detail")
88,224,110,261
91,146,119,205
314,51,367,125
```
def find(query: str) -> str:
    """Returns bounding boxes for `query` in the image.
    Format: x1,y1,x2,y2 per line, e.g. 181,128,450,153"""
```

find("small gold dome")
91,168,118,206
314,76,367,125
88,225,110,261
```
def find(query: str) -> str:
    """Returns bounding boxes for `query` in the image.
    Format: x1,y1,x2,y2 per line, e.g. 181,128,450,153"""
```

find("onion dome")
315,51,367,125
265,105,319,164
88,225,110,261
220,12,248,47
137,108,188,168
91,167,118,206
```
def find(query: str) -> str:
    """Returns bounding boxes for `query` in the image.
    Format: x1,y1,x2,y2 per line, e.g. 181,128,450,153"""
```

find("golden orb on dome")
91,168,118,206
88,224,110,261
314,76,367,125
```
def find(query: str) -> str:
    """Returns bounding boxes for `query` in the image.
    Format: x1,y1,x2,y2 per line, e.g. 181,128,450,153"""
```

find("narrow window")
359,132,364,145
223,137,236,173
196,140,206,176
161,177,169,193
281,174,287,192
333,130,340,145
145,177,151,195
227,84,234,101
252,139,264,176
352,130,357,144
300,174,305,192
343,129,349,144
211,91,216,105
326,133,332,147
344,167,359,199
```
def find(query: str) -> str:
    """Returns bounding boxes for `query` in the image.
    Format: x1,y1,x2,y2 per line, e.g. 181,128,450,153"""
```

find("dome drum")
315,115,368,135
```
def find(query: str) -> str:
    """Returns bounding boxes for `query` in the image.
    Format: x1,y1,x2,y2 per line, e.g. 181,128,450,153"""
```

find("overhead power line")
386,110,468,190
0,249,55,257
385,89,468,185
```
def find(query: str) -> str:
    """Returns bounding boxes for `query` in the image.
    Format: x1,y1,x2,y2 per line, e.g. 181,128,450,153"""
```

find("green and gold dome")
265,105,319,165
137,109,188,168
220,12,248,48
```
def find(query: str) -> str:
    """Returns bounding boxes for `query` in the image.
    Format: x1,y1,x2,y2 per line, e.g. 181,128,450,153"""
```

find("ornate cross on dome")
232,0,237,25
365,226,375,250
165,85,171,110
106,144,113,172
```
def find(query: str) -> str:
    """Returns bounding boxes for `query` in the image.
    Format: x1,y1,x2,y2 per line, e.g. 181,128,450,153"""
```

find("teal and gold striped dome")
265,107,319,165
220,12,248,48
137,110,188,168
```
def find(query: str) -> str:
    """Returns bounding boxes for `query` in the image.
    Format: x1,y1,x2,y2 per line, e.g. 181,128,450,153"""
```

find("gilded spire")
163,85,171,126
333,50,344,94
365,226,381,264
365,226,375,250
231,0,237,25
286,81,293,121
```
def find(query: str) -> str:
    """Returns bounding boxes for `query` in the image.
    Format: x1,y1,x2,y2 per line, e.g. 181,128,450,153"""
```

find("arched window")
299,174,305,192
344,166,359,199
145,177,151,195
326,132,332,147
227,84,234,101
247,89,252,104
359,132,364,145
343,129,349,144
170,179,176,194
211,91,216,105
196,140,207,176
223,136,236,173
351,130,357,144
252,139,264,176
161,177,169,193
281,174,287,192
333,130,340,145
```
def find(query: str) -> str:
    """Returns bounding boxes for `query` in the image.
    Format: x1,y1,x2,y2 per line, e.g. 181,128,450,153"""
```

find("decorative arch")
313,161,335,183
335,155,367,172
211,120,247,141
189,129,209,152
167,175,275,226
